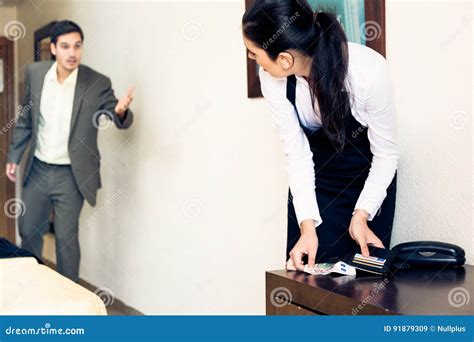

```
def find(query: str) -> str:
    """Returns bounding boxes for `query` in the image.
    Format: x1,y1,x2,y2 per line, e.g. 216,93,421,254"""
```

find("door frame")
0,36,17,243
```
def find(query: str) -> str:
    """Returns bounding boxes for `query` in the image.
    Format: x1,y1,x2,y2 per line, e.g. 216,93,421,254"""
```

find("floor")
43,259,144,316
105,300,143,316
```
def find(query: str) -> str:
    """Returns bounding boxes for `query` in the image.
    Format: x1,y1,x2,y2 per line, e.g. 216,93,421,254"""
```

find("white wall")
6,0,473,314
0,6,16,32
15,0,287,314
385,1,472,259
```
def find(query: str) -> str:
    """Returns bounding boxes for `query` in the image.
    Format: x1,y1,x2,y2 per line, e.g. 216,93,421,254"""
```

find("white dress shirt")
34,61,78,165
259,42,399,228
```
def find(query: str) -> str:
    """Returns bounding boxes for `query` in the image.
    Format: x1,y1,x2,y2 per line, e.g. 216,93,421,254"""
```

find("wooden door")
0,37,16,243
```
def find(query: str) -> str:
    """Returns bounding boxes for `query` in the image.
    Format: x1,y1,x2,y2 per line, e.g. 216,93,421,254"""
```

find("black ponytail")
243,1,350,149
309,11,350,148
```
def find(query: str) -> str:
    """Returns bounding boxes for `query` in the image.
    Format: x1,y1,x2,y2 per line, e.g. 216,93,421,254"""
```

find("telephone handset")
392,241,465,269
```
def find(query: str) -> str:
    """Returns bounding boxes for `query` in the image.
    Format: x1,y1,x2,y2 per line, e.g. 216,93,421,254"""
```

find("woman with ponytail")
242,0,398,271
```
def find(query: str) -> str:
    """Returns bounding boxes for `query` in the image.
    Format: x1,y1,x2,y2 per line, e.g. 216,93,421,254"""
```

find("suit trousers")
19,157,84,282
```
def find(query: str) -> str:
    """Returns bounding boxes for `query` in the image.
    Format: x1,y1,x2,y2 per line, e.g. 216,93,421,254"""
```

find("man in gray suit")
5,21,134,282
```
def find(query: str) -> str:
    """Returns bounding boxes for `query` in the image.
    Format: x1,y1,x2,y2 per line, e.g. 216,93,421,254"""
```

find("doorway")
0,36,16,243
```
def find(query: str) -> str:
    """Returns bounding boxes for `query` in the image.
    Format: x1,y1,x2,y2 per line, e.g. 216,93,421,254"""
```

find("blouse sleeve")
353,58,399,220
259,67,322,228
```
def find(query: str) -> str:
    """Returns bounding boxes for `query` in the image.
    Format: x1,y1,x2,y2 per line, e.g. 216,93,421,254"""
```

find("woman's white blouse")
259,42,399,228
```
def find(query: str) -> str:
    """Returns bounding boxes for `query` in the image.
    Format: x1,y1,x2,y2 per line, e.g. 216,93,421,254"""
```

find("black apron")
285,75,397,263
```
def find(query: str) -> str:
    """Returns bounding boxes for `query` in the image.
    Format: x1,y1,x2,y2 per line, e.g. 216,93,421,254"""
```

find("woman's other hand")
349,209,384,257
288,219,318,271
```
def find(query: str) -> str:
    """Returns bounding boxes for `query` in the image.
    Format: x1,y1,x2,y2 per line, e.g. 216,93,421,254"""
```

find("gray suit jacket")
7,61,134,206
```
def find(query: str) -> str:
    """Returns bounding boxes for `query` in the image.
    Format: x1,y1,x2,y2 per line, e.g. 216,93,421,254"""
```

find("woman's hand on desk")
349,209,384,257
288,220,318,271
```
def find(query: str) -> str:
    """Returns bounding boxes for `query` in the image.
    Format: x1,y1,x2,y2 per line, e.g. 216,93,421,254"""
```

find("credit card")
352,259,384,269
354,253,386,263
353,256,385,267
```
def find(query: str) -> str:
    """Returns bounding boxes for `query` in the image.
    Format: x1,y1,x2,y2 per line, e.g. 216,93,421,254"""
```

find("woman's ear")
277,51,295,71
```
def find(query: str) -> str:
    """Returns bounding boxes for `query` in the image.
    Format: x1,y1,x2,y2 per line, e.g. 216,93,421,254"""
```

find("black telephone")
392,241,465,269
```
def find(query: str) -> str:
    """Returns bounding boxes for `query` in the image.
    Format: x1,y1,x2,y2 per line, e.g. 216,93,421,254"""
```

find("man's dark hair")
50,20,84,44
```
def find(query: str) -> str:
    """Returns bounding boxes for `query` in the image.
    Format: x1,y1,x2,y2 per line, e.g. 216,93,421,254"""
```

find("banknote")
304,261,356,276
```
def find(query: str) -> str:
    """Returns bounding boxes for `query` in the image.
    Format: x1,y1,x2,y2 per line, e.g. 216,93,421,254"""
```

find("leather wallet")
342,245,398,276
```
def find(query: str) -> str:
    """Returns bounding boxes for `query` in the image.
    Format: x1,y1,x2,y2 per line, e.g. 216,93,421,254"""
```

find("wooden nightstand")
266,265,474,315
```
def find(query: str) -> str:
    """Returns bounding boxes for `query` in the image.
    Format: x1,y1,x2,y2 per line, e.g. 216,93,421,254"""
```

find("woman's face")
243,35,291,79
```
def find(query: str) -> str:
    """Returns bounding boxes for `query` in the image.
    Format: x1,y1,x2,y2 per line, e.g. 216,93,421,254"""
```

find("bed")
0,240,106,315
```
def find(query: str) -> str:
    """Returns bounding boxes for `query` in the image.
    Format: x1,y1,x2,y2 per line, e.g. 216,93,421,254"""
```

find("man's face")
50,32,83,71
